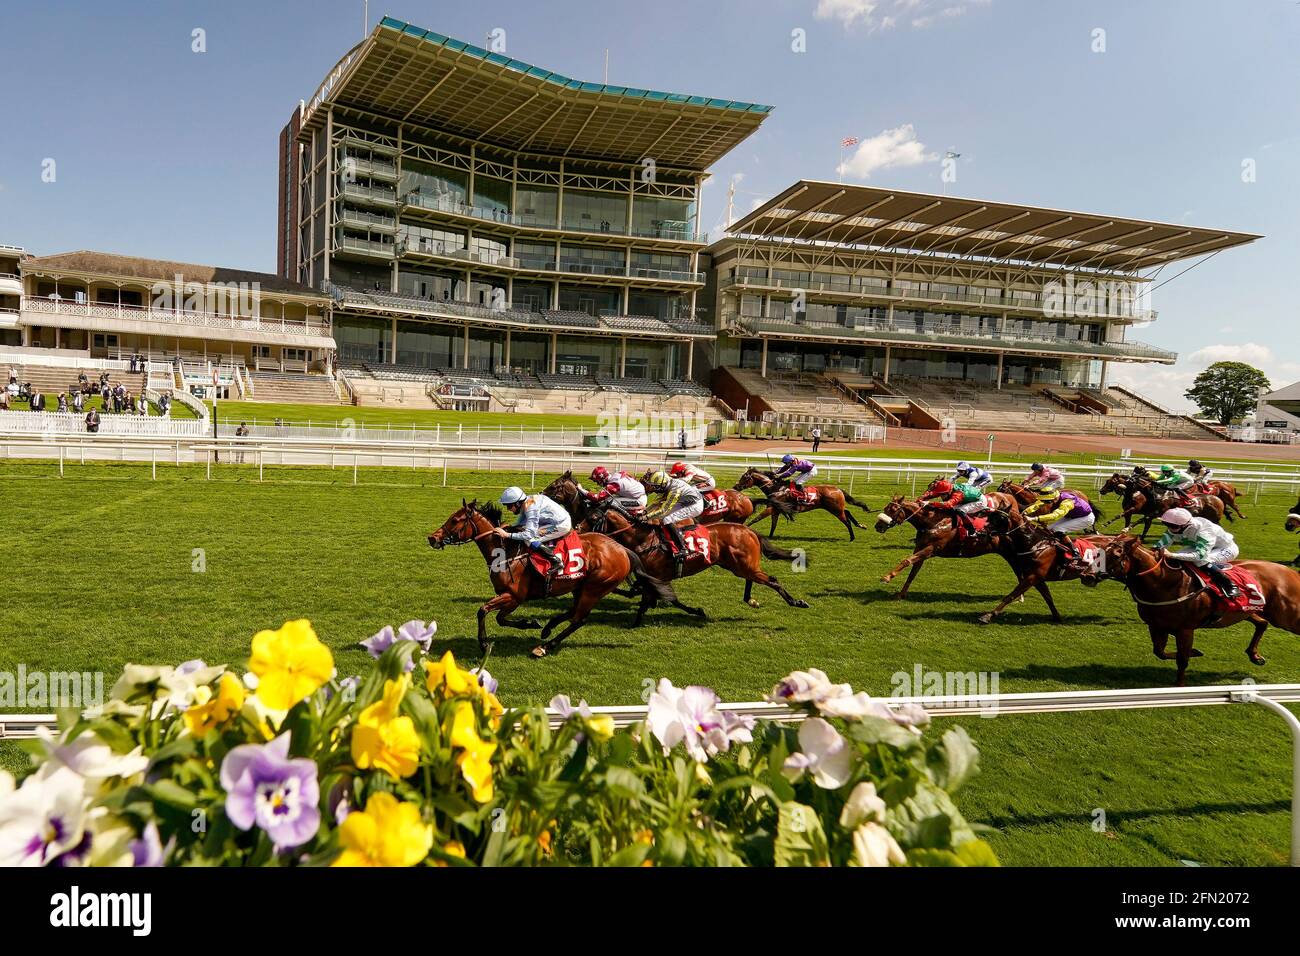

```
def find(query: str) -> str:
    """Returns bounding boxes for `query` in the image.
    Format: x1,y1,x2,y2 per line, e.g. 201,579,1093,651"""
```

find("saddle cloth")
664,524,712,563
702,490,730,515
528,530,586,581
790,487,819,505
1187,564,1265,613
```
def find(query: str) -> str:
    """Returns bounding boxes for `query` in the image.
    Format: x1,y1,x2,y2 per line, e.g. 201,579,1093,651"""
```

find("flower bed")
0,619,996,867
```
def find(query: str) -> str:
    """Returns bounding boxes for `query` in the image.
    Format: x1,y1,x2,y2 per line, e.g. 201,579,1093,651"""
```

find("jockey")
1023,462,1065,492
1024,489,1094,568
1154,507,1241,599
642,469,704,569
774,454,817,502
1187,459,1215,493
924,478,989,536
669,460,716,492
1153,464,1198,506
497,486,572,578
585,466,647,511
952,461,993,491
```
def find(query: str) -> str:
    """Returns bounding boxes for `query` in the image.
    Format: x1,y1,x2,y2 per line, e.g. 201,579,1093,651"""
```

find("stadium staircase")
713,367,889,427
243,372,341,405
3,361,146,398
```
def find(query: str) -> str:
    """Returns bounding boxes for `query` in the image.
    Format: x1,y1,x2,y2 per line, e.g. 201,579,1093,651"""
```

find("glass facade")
561,188,627,233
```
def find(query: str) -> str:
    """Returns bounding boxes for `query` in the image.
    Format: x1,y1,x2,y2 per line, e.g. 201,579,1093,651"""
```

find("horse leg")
977,575,1034,625
1149,625,1173,659
833,505,855,541
1140,516,1154,540
882,545,933,584
634,584,656,626
896,557,928,599
746,508,770,528
533,587,601,657
743,566,808,608
1245,615,1269,666
476,592,517,653
496,600,541,631
1172,629,1197,686
743,579,756,607
1033,580,1064,623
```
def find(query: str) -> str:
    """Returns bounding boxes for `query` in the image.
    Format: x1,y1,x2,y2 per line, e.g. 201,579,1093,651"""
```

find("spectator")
29,388,46,412
810,425,823,453
0,389,8,411
235,422,249,463
57,392,69,413
85,408,100,433
137,392,148,416
72,390,84,413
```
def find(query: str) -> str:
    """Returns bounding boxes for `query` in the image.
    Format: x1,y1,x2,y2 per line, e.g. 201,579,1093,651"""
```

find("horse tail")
764,495,797,522
759,537,806,565
619,545,678,605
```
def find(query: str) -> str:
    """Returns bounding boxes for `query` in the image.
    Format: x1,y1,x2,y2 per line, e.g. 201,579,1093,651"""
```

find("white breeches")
793,469,816,487
957,498,988,515
1049,514,1094,534
661,501,704,524
1169,543,1239,567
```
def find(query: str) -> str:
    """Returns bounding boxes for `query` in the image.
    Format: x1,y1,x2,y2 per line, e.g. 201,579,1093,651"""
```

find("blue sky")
1,0,1296,409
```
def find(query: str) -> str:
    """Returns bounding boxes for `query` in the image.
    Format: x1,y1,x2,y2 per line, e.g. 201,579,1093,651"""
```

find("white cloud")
1108,342,1300,414
838,124,937,180
815,0,990,31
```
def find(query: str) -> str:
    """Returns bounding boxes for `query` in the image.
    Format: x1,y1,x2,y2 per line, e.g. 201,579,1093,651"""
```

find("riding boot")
664,522,689,577
536,543,562,596
1206,562,1241,600
1057,533,1086,571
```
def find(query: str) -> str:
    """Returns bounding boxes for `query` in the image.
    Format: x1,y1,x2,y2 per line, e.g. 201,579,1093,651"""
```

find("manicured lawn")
208,400,599,431
2,457,1299,864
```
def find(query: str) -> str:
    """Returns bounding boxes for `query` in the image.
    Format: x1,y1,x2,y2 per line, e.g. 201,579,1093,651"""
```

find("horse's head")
428,499,500,549
875,494,912,533
542,471,581,512
996,479,1016,494
982,508,1019,536
1099,473,1125,496
1088,533,1142,582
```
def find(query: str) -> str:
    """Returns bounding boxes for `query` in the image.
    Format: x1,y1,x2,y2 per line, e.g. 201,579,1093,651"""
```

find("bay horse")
873,495,1008,599
922,477,1022,515
543,470,759,526
1100,472,1225,538
733,467,871,540
1084,534,1300,685
1198,479,1246,519
976,509,1116,624
574,502,810,620
427,500,677,658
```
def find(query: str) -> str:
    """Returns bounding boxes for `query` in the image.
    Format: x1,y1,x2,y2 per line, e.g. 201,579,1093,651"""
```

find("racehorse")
997,480,1100,518
1287,498,1300,566
976,509,1116,625
874,495,1007,599
427,500,677,658
574,501,810,620
542,469,760,526
1197,480,1246,519
1083,534,1300,685
921,477,1021,515
1100,472,1225,538
733,467,871,540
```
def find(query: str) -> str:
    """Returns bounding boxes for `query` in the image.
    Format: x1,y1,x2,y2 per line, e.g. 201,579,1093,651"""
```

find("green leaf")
606,842,652,867
774,801,829,867
602,766,643,801
926,726,980,793
144,779,199,811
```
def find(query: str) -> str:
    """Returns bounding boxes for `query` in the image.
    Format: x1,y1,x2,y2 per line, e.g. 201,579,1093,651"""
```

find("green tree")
1184,361,1271,425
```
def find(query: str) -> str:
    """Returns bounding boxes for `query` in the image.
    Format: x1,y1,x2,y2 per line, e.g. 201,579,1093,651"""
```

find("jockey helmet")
669,462,689,477
500,486,526,506
1031,463,1044,472
932,479,953,495
647,470,671,489
781,454,794,465
1160,464,1175,474
1159,507,1193,528
955,461,972,474
1188,459,1203,472
590,466,610,484
1036,489,1059,502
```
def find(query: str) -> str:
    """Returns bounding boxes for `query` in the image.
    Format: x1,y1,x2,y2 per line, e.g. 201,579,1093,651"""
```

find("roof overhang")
725,181,1261,272
300,17,771,171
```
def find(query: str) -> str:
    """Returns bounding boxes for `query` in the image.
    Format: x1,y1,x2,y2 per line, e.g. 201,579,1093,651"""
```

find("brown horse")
574,503,810,620
1198,480,1246,519
427,500,677,658
874,495,1007,599
542,470,776,528
1100,472,1224,538
733,467,871,541
921,477,1021,515
976,509,1116,624
1084,534,1300,685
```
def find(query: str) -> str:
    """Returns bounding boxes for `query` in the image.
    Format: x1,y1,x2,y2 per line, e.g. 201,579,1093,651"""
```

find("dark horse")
1100,472,1224,539
428,500,676,658
874,495,1008,599
1084,534,1300,685
544,473,809,617
997,480,1100,519
733,467,870,540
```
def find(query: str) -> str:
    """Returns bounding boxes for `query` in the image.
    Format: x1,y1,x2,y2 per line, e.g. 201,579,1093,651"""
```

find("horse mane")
473,501,503,527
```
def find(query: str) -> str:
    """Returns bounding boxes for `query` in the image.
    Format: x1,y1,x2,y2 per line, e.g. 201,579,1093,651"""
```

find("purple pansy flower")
359,620,437,670
129,822,165,867
219,734,320,851
470,667,498,695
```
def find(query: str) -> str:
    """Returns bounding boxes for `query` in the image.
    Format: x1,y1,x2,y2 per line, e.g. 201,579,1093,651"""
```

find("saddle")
1185,564,1264,614
702,489,730,515
527,531,585,585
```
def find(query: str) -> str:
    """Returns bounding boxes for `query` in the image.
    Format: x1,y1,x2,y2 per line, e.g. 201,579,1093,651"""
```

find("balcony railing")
401,190,708,243
397,239,704,283
340,156,398,181
336,208,397,232
336,235,397,258
720,275,1156,322
23,297,333,339
340,182,398,206
723,313,1176,362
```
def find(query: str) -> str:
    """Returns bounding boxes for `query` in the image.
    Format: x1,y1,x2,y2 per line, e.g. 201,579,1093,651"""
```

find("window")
516,185,558,227
561,188,627,234
631,195,695,239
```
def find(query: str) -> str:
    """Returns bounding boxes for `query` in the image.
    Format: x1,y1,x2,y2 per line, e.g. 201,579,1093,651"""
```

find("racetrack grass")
207,400,599,431
2,458,1299,865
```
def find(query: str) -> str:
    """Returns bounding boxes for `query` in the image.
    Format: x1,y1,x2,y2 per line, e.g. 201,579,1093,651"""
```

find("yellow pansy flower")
248,619,334,710
352,675,421,779
586,714,615,743
183,672,245,736
332,792,432,867
434,840,466,867
423,650,476,699
449,701,497,803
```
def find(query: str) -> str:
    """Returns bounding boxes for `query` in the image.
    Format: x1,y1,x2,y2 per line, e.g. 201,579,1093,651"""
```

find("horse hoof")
530,646,547,659
746,599,760,608
976,614,993,625
794,600,810,609
1250,653,1266,666
1189,649,1204,658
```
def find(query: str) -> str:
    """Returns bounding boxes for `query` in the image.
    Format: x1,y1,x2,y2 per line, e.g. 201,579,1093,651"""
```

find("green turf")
7,394,199,419
208,401,599,431
1,458,1298,865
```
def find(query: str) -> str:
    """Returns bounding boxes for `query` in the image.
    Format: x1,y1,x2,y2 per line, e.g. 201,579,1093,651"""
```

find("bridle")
434,507,495,548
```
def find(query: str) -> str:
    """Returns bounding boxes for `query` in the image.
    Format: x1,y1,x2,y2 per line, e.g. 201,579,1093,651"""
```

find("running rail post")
1234,689,1300,866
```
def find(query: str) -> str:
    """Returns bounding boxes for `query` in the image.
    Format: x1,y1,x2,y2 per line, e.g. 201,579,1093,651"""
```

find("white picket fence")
0,409,209,438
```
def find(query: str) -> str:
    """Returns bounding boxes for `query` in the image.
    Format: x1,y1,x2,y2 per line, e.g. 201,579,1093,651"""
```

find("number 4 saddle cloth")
662,524,712,563
528,530,586,581
702,490,730,515
1187,564,1266,614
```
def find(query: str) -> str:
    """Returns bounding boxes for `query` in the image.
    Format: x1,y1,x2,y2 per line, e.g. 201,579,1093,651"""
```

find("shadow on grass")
996,661,1254,688
981,798,1290,833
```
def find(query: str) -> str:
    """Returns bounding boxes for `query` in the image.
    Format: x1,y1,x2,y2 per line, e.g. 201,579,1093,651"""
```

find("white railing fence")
0,410,208,438
2,683,1297,864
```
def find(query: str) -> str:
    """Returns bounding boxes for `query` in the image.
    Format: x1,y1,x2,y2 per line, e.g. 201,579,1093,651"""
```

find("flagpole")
838,144,843,183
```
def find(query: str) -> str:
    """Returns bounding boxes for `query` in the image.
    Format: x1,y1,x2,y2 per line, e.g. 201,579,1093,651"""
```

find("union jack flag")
841,136,859,148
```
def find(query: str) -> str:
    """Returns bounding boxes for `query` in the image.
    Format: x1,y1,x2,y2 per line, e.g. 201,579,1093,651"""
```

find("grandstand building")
704,181,1258,438
278,16,769,414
